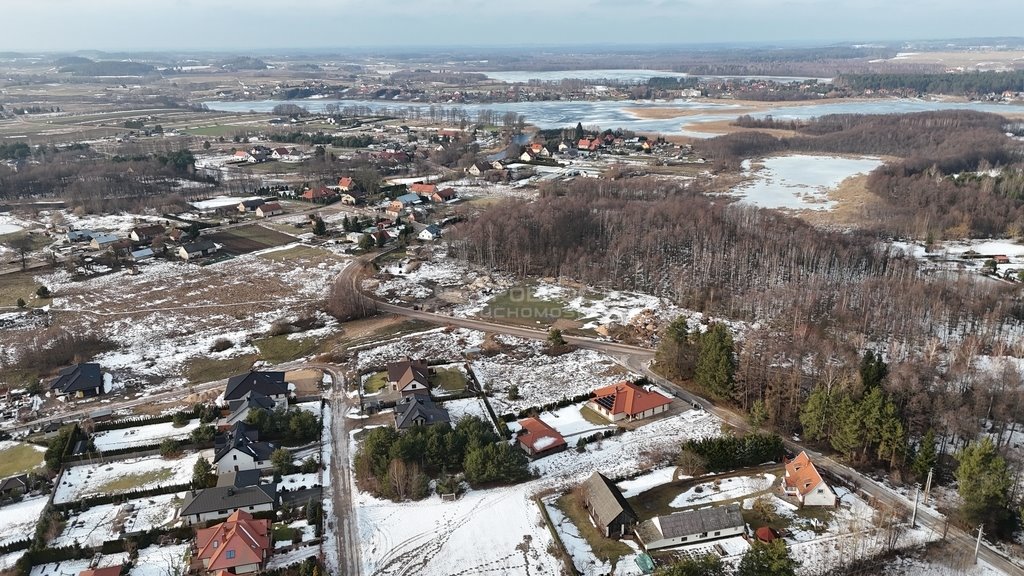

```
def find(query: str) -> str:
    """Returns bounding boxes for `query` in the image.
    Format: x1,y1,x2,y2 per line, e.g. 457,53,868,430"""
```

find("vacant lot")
207,224,296,255
0,441,45,477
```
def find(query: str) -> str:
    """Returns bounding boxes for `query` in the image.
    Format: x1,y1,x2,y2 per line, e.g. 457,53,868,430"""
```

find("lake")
202,98,1021,138
728,155,884,211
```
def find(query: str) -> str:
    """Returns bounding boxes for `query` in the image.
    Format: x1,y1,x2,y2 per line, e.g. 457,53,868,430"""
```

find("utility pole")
974,525,984,564
923,467,933,504
910,483,920,527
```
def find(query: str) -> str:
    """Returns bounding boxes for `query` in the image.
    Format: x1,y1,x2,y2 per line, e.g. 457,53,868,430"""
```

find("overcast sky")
4,0,1023,52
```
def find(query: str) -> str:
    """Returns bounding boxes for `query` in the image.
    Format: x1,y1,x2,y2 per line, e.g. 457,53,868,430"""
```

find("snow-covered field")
54,452,208,504
528,283,669,330
441,396,493,428
729,155,883,211
129,544,190,576
277,472,321,491
669,473,776,508
189,195,263,210
29,553,128,576
52,492,181,548
91,418,201,451
618,467,678,498
537,404,616,440
355,328,485,370
0,495,48,546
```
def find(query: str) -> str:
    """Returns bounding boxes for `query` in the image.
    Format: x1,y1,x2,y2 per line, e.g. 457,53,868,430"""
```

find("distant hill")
54,56,93,66
217,56,268,70
58,59,156,76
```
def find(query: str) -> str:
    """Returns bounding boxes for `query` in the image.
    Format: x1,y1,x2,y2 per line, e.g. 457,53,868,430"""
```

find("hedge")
93,408,198,433
99,525,193,554
0,539,30,555
15,546,93,576
500,392,595,422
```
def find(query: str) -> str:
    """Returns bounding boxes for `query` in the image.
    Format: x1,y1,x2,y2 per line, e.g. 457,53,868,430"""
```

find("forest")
716,111,1024,237
836,70,1024,95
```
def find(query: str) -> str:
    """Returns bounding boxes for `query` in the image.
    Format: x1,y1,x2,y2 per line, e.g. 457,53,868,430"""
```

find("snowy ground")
0,495,48,546
537,404,616,440
29,553,128,576
618,467,678,498
274,519,317,550
267,546,319,570
544,497,612,576
129,544,190,576
52,492,181,548
527,282,670,330
54,451,211,504
441,396,493,428
669,473,776,508
91,418,201,451
354,328,485,370
276,472,322,491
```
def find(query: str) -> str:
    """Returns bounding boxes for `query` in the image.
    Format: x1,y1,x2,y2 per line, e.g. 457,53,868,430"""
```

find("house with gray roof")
580,471,637,538
0,474,28,498
50,363,105,398
178,240,218,261
635,504,745,551
89,234,121,250
223,390,283,427
394,396,450,429
180,476,277,526
213,422,277,474
224,371,289,403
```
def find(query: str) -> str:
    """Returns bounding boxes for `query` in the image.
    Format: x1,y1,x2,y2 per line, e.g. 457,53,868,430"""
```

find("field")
0,270,52,310
52,492,182,547
429,365,469,392
207,224,297,255
0,440,46,477
0,496,48,547
91,418,201,451
479,286,581,329
254,335,320,364
54,451,211,504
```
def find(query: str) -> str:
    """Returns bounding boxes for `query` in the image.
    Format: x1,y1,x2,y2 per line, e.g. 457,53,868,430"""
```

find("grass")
0,269,52,309
430,368,468,392
273,525,298,542
554,493,632,564
93,468,174,494
0,443,45,477
364,372,388,393
258,245,330,263
254,335,319,364
579,405,610,426
186,353,259,385
185,124,252,137
479,286,581,328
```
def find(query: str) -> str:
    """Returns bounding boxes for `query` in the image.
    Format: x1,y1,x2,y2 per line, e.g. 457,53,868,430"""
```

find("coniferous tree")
830,394,862,459
911,428,938,480
695,323,735,400
799,384,833,442
736,540,799,576
955,437,1013,534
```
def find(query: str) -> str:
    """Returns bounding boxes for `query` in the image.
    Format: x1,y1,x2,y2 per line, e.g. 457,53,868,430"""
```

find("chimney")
227,487,234,496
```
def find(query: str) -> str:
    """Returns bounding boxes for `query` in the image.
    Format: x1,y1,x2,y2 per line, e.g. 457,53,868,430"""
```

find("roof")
214,423,276,464
180,483,277,516
132,224,165,237
216,469,261,489
224,371,288,401
50,363,103,394
394,396,450,429
581,472,636,529
79,567,123,576
91,233,120,244
195,510,271,571
395,193,421,205
517,418,566,453
338,176,354,188
0,474,28,492
644,505,744,540
181,240,216,254
784,451,828,496
259,202,282,212
302,186,335,199
409,183,437,194
227,391,278,417
239,199,265,209
387,358,428,384
434,188,456,200
130,248,154,259
591,381,672,416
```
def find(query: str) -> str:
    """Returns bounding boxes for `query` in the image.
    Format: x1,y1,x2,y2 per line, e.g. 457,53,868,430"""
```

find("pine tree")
830,394,862,459
695,323,735,400
911,428,937,480
955,437,1013,534
749,399,768,428
877,400,906,469
736,540,799,576
799,384,832,442
859,350,888,390
858,386,886,460
656,554,727,576
192,457,215,488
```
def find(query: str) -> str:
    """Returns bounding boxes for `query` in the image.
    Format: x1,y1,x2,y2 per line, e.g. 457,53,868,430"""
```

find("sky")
3,0,1023,52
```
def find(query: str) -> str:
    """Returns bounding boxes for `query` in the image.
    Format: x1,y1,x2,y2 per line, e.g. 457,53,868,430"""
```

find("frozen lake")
480,69,832,84
202,98,1021,137
0,224,23,234
728,154,883,210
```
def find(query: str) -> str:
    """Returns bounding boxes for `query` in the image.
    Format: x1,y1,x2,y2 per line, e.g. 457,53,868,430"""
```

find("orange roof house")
587,381,672,423
337,177,354,191
409,183,437,196
194,510,272,574
782,451,836,507
80,568,123,576
517,417,567,458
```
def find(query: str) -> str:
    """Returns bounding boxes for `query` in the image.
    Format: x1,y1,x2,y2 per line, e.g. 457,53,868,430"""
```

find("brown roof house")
194,510,272,573
387,358,430,396
579,471,637,538
783,451,836,507
587,381,672,423
516,418,567,458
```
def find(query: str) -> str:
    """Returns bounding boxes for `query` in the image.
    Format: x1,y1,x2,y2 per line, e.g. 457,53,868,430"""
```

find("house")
50,363,105,398
66,229,95,243
179,240,218,261
418,225,442,241
224,371,290,403
223,391,282,427
394,396,450,429
194,510,272,573
431,188,457,203
233,150,253,162
409,183,437,197
387,358,430,396
0,474,28,498
302,186,336,202
394,192,422,208
213,422,277,474
994,255,1011,265
79,568,123,576
635,505,745,551
783,451,836,507
237,199,265,213
130,248,154,261
529,142,551,157
337,177,355,191
516,418,567,458
168,228,185,243
255,202,283,218
181,479,278,526
580,471,637,538
129,224,165,244
519,151,536,162
467,162,489,177
271,147,291,160
340,190,366,205
578,138,600,152
587,381,672,423
89,234,120,250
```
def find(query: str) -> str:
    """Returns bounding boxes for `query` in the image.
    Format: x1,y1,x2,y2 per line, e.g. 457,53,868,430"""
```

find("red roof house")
337,177,354,191
302,186,336,201
79,568,123,576
782,451,836,507
587,381,672,423
409,183,438,196
195,510,272,574
517,417,567,458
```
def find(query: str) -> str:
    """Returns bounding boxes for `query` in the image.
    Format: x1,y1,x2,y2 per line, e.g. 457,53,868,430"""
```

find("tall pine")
695,323,735,400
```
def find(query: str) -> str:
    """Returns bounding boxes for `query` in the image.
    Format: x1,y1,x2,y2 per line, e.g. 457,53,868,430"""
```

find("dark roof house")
0,474,28,497
50,363,104,397
635,505,745,551
580,471,637,538
180,483,277,524
394,396,450,429
224,371,289,402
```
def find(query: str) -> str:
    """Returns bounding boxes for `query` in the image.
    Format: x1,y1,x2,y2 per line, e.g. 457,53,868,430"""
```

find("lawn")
0,442,45,477
0,269,52,309
554,493,632,564
579,405,610,426
430,367,468,392
479,286,581,328
93,469,174,494
186,353,259,385
254,336,319,364
364,371,388,393
258,245,332,263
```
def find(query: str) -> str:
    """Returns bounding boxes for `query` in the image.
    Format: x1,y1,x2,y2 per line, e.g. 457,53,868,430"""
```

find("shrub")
36,286,51,298
210,338,233,353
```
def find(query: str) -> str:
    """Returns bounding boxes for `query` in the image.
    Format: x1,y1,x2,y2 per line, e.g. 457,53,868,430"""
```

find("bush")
16,298,25,308
171,411,190,427
36,286,51,298
190,424,216,445
159,438,181,458
210,338,234,353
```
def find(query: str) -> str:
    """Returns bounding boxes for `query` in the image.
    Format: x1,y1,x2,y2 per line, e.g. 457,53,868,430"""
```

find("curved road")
346,250,1024,576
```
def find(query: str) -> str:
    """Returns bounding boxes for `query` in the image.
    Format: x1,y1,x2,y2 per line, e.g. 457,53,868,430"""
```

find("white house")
213,423,277,474
783,451,836,507
635,505,745,551
587,381,672,423
418,225,442,241
255,202,283,218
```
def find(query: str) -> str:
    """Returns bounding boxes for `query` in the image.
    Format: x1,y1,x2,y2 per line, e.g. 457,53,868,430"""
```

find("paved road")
348,251,1024,576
